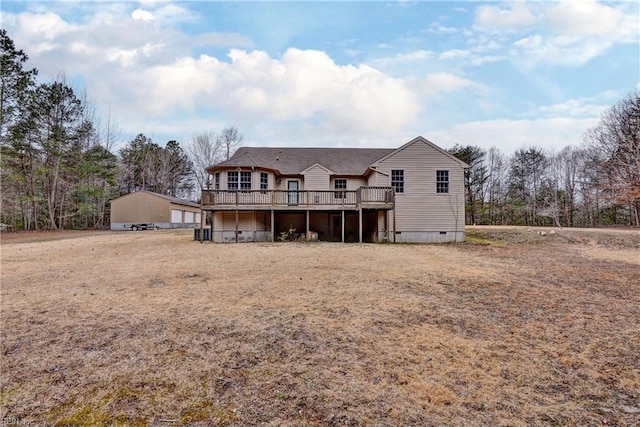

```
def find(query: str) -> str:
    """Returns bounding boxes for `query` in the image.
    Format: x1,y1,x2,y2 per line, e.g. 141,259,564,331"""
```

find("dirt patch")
1,228,639,425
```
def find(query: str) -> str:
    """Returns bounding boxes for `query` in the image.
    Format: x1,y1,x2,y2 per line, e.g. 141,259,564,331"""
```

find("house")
110,190,202,230
200,136,468,243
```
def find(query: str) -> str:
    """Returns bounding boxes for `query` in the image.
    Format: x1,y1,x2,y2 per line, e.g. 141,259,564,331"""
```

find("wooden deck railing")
201,187,394,208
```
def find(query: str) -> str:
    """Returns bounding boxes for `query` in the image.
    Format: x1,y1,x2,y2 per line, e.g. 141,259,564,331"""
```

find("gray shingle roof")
148,191,200,207
209,147,395,175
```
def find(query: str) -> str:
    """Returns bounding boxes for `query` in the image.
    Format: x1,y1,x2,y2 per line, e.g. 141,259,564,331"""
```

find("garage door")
184,211,195,223
171,209,182,223
195,213,202,224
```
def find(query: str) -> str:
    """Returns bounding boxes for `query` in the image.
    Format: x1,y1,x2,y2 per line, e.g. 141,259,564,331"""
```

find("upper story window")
260,172,268,191
391,169,404,194
227,171,238,190
240,171,252,191
436,170,449,194
214,172,220,190
334,178,346,198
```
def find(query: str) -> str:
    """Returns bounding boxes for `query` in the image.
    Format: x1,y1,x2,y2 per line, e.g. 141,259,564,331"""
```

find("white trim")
435,169,450,195
370,136,469,169
300,162,335,175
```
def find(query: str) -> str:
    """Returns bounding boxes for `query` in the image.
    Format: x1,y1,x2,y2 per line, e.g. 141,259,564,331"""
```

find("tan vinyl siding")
377,210,387,232
366,170,388,187
302,165,331,190
377,140,465,232
111,192,168,223
253,211,269,231
345,177,367,190
275,176,300,191
213,211,223,230
213,211,268,232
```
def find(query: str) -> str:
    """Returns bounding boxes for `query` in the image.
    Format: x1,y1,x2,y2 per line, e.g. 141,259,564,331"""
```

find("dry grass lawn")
1,226,639,426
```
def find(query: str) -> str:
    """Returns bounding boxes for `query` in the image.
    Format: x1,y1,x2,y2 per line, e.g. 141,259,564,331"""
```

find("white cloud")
428,23,459,35
372,50,433,68
438,48,504,68
153,4,198,24
194,32,252,48
536,93,617,118
512,32,626,67
134,48,421,135
423,73,480,94
131,9,154,22
545,0,626,37
472,0,638,67
2,1,633,152
15,11,76,39
429,117,600,154
474,2,537,32
3,6,424,143
439,49,471,61
6,8,251,73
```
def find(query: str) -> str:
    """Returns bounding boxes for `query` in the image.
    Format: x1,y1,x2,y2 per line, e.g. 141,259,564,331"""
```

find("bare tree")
96,109,121,153
486,147,507,225
217,126,243,161
584,90,640,226
186,129,224,191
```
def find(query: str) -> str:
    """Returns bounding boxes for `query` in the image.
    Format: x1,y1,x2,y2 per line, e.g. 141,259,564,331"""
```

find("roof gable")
301,162,334,175
370,136,470,168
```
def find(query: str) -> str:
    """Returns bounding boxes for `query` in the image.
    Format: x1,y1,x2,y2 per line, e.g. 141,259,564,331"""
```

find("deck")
201,187,394,211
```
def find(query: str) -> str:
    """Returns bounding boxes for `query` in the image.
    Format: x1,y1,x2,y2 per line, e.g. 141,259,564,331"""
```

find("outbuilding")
110,190,202,230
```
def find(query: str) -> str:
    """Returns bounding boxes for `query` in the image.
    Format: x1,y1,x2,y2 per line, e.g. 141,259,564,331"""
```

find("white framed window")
227,171,238,190
436,170,449,194
287,180,300,204
260,172,268,191
391,169,404,193
334,178,346,198
240,171,252,191
214,172,220,190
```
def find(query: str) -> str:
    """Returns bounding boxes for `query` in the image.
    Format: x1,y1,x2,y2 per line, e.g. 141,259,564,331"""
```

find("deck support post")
252,210,256,242
306,210,310,238
393,208,396,243
358,208,363,243
341,210,345,243
235,209,239,243
200,209,205,243
271,210,275,242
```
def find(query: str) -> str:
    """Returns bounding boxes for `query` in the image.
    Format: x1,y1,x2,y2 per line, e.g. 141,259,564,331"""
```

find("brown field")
1,226,639,426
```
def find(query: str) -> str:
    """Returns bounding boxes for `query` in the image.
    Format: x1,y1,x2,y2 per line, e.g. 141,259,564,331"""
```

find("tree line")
449,90,639,228
1,30,240,230
2,30,638,230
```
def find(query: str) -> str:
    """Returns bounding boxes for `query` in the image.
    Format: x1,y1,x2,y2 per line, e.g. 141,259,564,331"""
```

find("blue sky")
2,1,638,154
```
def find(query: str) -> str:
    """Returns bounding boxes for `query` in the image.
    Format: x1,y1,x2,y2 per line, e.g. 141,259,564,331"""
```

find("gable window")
227,171,238,190
391,169,404,193
214,172,220,190
436,170,449,194
334,178,347,198
240,171,252,191
260,172,268,191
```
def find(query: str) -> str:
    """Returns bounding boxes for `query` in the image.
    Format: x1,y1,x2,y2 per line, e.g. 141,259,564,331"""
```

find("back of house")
200,136,468,243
